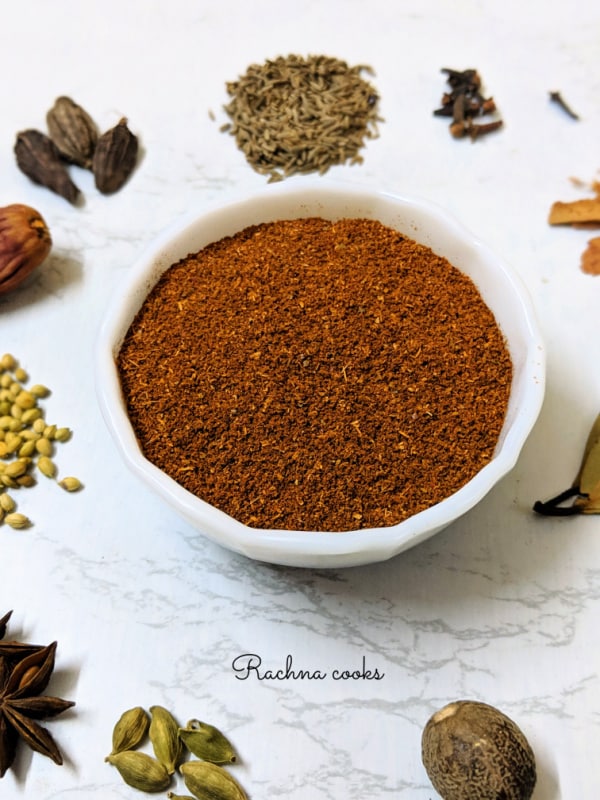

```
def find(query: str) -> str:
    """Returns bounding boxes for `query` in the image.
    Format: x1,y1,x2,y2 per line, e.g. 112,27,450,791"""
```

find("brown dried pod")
0,204,52,296
14,130,80,205
46,96,98,169
92,118,138,194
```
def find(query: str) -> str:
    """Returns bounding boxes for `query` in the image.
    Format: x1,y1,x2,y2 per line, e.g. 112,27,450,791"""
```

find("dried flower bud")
46,96,98,169
0,204,52,296
14,129,81,205
92,118,138,194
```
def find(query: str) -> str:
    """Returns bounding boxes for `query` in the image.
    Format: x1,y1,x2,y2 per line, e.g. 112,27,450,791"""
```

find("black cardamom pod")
46,96,98,169
14,129,81,205
92,118,138,194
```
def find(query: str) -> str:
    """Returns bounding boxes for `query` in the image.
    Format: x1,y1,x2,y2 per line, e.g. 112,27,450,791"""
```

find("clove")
434,67,503,141
549,90,579,121
469,120,503,141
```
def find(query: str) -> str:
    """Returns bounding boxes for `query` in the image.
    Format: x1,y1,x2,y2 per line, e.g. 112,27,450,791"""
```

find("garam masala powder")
117,217,512,532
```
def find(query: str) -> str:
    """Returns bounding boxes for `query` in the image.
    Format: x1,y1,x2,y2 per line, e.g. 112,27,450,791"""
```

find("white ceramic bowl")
96,181,545,568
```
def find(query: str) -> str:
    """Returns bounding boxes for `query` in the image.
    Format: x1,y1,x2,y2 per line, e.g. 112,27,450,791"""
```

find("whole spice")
0,613,75,778
117,217,512,532
92,117,139,194
221,54,382,182
548,177,600,274
581,236,600,275
37,455,57,478
46,96,98,168
422,700,536,800
0,611,10,640
549,90,579,120
180,761,247,800
109,705,150,755
178,719,237,764
548,197,600,225
0,353,82,527
534,412,600,515
0,204,52,296
106,750,171,793
14,129,80,204
58,476,83,492
434,68,503,141
4,512,30,530
107,705,247,798
149,704,182,775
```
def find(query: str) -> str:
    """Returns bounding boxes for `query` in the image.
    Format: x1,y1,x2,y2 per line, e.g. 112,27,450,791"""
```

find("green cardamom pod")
180,761,247,800
106,750,171,792
109,705,149,755
149,704,182,775
92,117,138,194
14,129,81,205
46,96,98,169
179,719,237,764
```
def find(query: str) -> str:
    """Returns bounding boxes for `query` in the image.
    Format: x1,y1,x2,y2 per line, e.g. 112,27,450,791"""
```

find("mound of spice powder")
117,218,512,532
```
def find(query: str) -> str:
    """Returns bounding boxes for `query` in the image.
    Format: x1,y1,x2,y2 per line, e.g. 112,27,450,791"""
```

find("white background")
0,1,599,797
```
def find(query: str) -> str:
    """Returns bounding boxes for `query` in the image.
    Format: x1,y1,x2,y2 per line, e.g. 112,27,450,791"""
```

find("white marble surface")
0,1,598,797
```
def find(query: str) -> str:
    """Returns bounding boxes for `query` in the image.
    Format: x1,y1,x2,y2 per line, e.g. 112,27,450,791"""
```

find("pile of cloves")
434,68,503,141
14,96,139,205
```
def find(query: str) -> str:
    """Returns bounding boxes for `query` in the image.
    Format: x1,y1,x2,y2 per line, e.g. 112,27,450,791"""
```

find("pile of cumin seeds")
221,54,383,182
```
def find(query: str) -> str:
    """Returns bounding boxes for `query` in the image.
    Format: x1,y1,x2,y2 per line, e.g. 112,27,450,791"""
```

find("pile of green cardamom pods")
0,352,82,529
106,705,247,799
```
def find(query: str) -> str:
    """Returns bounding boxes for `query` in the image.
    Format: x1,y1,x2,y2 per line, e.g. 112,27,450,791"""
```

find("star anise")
0,611,11,640
0,611,75,777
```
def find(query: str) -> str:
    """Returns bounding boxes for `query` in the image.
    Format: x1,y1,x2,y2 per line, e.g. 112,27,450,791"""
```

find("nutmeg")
0,204,52,296
422,700,537,800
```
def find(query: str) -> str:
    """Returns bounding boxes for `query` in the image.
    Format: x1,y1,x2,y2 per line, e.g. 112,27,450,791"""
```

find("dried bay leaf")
573,414,600,513
534,413,600,515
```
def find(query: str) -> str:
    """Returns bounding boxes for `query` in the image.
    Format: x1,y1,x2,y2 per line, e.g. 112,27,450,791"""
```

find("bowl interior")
96,181,545,567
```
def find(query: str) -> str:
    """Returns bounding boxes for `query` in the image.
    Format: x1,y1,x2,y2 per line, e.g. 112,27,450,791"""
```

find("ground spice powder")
117,217,512,532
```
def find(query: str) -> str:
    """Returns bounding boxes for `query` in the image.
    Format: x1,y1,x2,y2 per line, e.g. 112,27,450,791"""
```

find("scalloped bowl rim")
95,180,545,568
